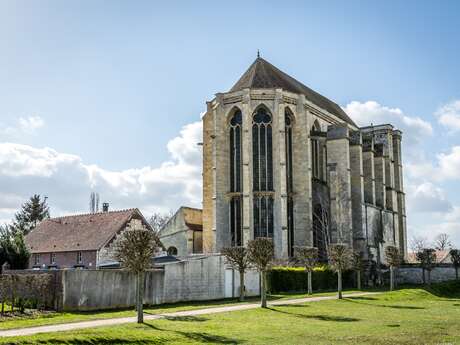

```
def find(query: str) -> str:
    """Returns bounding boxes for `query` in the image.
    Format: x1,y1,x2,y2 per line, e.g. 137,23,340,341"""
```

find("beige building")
201,57,407,263
159,207,203,257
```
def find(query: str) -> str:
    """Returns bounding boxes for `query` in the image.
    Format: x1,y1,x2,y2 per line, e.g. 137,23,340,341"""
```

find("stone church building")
162,57,407,263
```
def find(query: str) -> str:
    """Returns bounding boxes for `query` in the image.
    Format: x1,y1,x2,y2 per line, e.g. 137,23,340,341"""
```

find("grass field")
1,281,459,344
0,290,357,331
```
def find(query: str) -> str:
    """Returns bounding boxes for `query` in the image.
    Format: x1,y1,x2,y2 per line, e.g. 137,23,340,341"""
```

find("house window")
77,251,82,264
167,247,178,256
34,254,40,265
50,253,56,265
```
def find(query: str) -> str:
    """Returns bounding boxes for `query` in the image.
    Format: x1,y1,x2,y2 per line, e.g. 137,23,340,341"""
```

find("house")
407,250,452,264
158,207,203,257
25,208,154,269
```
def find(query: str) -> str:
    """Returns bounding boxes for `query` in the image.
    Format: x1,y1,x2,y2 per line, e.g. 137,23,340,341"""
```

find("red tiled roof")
25,209,142,253
406,250,452,264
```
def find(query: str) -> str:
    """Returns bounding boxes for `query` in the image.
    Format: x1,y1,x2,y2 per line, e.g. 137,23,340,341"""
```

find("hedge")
267,266,355,293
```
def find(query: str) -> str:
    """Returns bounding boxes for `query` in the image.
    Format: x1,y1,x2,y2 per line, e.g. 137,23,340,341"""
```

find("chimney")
102,203,109,213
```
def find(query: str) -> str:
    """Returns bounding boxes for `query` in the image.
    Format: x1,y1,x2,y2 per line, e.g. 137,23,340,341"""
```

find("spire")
257,49,260,58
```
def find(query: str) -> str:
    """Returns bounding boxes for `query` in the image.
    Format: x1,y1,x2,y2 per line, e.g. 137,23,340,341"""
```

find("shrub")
267,266,354,293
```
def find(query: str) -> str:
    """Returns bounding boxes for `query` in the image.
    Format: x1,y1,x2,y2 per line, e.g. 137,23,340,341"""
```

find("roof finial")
257,49,260,58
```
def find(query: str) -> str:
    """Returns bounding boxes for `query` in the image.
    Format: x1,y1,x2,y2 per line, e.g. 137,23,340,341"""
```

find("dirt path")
0,292,378,337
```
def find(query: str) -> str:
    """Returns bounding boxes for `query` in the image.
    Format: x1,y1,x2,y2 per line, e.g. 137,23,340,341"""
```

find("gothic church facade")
201,57,407,262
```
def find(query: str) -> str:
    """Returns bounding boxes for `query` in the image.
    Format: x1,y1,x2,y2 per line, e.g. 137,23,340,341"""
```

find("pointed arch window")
285,109,294,256
252,107,273,191
230,110,242,192
229,109,243,246
311,121,321,179
252,106,274,239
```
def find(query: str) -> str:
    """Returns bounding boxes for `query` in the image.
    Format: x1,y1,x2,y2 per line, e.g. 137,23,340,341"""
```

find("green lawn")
0,290,358,330
1,281,459,344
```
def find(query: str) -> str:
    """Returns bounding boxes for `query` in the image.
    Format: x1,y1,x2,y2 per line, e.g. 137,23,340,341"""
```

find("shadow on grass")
142,321,243,344
418,280,460,299
163,315,208,322
387,324,400,328
267,307,360,322
344,299,425,310
346,296,377,301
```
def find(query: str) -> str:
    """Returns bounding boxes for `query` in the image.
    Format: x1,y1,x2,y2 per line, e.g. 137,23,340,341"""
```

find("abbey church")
160,57,407,263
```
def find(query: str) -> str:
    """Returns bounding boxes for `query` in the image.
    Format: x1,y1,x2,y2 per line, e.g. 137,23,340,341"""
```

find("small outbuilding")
159,207,203,257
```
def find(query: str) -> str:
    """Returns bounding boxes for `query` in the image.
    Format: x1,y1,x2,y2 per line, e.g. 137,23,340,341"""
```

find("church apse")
200,57,407,262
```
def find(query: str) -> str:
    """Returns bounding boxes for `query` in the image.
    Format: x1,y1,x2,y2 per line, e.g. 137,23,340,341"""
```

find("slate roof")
25,209,145,253
230,57,357,127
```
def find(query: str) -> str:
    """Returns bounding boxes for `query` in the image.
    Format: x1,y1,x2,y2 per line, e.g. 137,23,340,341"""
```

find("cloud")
405,182,453,214
0,120,203,223
406,146,460,182
0,116,45,138
343,101,433,145
436,100,460,133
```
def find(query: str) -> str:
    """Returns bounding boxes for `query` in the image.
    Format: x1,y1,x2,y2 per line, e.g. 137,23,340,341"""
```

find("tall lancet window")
229,109,243,245
311,120,321,179
285,109,294,256
252,107,273,191
230,110,242,192
252,106,274,238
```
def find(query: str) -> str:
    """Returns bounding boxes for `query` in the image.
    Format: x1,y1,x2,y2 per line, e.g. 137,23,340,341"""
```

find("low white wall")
61,255,260,311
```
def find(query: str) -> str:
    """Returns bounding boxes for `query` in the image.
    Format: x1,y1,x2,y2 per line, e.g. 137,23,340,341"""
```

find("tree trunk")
307,270,312,295
427,270,431,286
357,270,361,290
455,267,458,280
338,270,343,299
137,271,144,323
261,271,267,308
390,266,394,291
422,268,426,284
239,270,245,302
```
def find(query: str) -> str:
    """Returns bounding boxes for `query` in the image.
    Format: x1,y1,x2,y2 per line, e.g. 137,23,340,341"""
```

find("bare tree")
113,221,159,323
221,247,251,301
294,246,318,295
433,233,452,251
148,211,173,234
351,251,364,290
248,238,274,308
328,244,353,299
312,206,330,260
416,248,437,285
449,249,460,280
385,246,401,291
410,236,429,253
334,179,351,244
89,192,100,213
